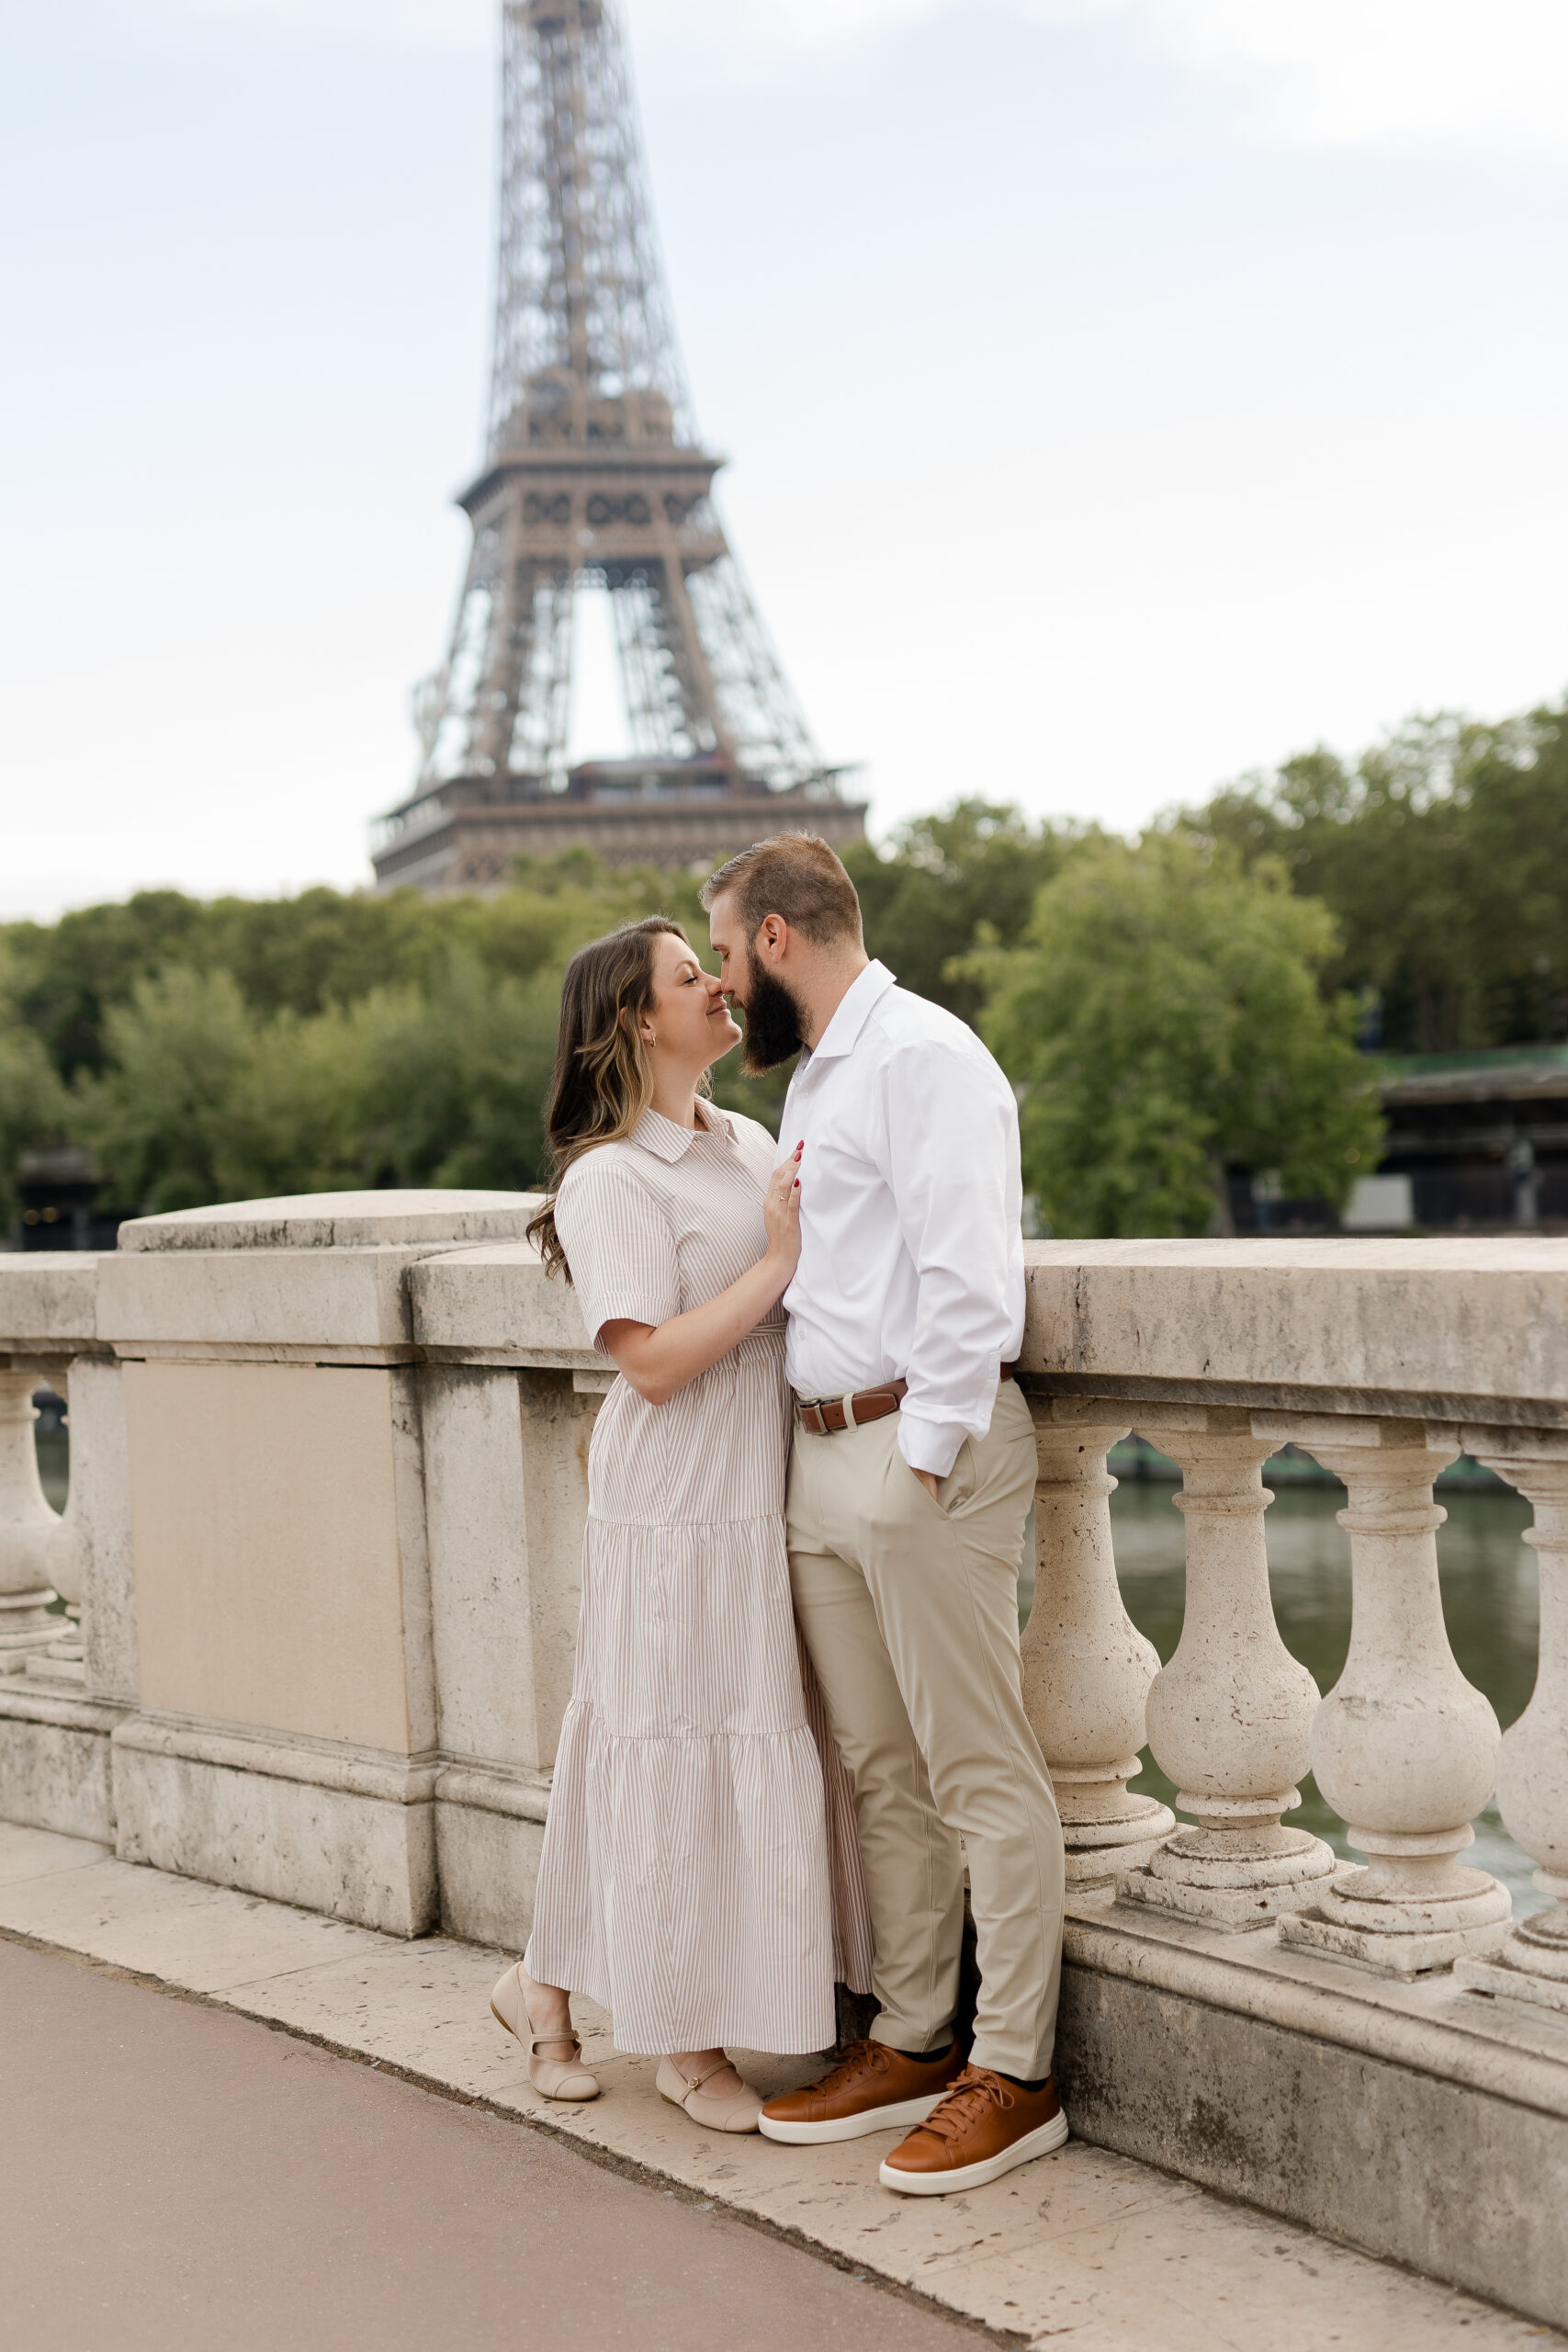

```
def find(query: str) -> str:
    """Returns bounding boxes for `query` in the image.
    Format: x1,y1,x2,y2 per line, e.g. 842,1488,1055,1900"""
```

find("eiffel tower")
372,0,865,893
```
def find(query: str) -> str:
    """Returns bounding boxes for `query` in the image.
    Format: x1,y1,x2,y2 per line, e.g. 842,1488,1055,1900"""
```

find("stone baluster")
0,1370,66,1670
30,1371,86,1687
1119,1420,1337,1928
1280,1430,1511,1975
1454,1450,1568,2010
1021,1405,1174,1886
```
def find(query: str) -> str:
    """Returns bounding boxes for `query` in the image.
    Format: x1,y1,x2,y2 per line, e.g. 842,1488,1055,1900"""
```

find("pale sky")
4,1,1567,917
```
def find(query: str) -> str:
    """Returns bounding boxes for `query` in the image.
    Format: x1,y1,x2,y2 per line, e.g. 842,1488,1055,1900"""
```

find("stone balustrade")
3,1209,1568,2324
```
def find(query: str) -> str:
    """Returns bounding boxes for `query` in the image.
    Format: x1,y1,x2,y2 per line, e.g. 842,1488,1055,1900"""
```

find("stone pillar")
420,1362,599,1950
1455,1450,1568,2010
0,1370,65,1669
67,1358,139,1709
21,1370,87,1689
1281,1431,1511,1976
1119,1420,1337,1928
1021,1404,1173,1885
96,1188,547,1938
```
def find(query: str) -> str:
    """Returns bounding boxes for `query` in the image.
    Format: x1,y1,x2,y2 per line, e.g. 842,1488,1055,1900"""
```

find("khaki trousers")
786,1381,1063,2081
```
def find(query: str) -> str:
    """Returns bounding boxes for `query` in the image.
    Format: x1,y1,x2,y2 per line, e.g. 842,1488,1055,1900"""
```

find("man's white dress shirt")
776,959,1025,1479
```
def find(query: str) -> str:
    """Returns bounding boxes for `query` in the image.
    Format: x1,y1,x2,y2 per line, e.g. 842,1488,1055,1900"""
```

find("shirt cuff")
897,1412,966,1479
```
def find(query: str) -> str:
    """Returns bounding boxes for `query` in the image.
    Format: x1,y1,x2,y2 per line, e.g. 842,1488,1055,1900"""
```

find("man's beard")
739,949,807,1075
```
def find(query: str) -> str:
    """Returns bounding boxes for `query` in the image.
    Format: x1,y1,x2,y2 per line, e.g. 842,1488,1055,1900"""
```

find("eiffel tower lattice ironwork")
372,0,865,893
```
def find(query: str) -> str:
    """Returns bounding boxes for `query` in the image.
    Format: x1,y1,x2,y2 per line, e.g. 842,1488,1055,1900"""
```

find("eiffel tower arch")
372,0,866,894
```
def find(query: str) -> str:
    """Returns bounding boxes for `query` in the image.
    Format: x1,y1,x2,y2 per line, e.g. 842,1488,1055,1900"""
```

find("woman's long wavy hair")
525,917,694,1282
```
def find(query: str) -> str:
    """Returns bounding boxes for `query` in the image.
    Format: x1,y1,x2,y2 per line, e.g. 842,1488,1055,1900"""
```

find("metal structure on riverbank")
372,0,864,892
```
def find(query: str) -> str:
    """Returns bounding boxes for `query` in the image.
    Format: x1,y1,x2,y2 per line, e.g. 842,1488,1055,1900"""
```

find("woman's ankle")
670,2047,732,2078
519,1964,571,2025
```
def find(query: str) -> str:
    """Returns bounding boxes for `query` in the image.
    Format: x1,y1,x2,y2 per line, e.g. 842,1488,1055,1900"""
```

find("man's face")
706,895,751,1010
708,894,807,1076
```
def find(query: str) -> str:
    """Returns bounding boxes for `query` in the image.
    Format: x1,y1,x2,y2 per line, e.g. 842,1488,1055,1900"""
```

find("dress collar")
803,960,896,1063
629,1102,737,1163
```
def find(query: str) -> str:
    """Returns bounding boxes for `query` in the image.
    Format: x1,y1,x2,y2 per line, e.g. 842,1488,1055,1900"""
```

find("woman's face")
640,931,741,1072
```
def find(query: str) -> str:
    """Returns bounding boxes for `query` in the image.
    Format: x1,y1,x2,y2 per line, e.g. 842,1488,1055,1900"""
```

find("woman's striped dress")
524,1102,872,2056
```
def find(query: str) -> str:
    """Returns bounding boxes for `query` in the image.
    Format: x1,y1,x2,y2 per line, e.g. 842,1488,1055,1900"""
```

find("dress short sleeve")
555,1150,681,1354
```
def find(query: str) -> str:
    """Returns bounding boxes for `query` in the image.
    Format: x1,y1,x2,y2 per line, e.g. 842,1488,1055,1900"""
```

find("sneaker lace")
812,2038,890,2095
921,2065,1013,2143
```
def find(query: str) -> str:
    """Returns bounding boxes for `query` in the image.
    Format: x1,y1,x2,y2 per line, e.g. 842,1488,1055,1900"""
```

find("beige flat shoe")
657,2055,762,2133
490,1962,600,2101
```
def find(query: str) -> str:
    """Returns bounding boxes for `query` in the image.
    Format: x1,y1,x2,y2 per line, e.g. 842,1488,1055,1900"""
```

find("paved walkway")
1,1824,1561,2352
4,1938,973,2352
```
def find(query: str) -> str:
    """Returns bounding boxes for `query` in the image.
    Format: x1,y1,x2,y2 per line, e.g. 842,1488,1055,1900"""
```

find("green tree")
845,801,1079,1022
0,854,716,1089
1180,698,1568,1052
6,890,213,1080
967,833,1384,1237
0,946,74,1227
347,957,564,1192
74,967,261,1215
209,1003,371,1202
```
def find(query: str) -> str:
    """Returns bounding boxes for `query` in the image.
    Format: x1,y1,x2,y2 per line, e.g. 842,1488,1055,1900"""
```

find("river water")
1022,1456,1546,1917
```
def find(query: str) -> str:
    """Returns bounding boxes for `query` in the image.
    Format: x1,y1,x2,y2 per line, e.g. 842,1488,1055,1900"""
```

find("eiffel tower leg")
685,552,820,788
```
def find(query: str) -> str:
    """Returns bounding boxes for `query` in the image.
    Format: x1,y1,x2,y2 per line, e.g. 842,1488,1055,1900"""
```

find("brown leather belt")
794,1366,1014,1437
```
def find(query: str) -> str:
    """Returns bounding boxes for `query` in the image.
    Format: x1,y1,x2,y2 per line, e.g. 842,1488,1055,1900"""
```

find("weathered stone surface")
0,1818,109,1884
1020,1236,1568,1418
0,1834,383,1987
99,1197,548,1358
410,1240,599,1365
1059,1962,1568,2330
0,1823,1553,2352
68,1358,140,1707
434,1794,544,1950
1058,1893,1568,2329
97,1244,427,1356
422,1364,589,1776
0,1688,118,1841
10,1200,1568,2331
118,1189,544,1253
0,1252,101,1351
111,1728,438,1939
1023,1406,1175,1882
419,1362,588,1943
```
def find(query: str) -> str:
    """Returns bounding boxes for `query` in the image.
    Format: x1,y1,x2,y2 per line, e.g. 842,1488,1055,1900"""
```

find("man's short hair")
701,832,863,947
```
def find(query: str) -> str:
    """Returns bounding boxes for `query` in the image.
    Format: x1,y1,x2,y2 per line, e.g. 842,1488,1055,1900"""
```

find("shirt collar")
630,1102,737,1162
804,960,896,1063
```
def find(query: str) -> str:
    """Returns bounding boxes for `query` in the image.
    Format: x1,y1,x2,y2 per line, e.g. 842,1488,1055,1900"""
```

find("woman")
490,916,869,2132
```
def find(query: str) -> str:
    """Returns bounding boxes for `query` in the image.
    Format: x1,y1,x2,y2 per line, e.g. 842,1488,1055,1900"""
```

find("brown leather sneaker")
758,2038,967,2144
878,2064,1069,2193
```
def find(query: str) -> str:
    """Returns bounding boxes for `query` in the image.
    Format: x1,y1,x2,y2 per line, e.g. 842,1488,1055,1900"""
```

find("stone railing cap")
1023,1238,1568,1270
118,1190,546,1254
0,1251,101,1347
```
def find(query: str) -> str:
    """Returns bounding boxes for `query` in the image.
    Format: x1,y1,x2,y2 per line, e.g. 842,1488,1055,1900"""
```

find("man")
703,832,1066,2197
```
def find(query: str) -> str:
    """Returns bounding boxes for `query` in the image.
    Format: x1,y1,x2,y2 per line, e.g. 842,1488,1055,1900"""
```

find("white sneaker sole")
758,2089,952,2145
878,2109,1070,2192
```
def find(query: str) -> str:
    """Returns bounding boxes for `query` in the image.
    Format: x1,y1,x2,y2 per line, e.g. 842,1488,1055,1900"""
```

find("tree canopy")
6,688,1564,1236
1176,698,1568,1054
966,833,1383,1237
841,801,1083,1025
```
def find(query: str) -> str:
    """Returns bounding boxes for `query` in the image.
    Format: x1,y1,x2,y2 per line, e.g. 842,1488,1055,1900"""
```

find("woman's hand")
763,1143,804,1279
601,1143,804,1406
